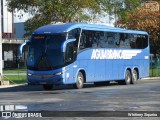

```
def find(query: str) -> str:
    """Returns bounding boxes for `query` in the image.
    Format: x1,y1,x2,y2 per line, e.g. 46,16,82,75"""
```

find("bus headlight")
55,72,62,76
54,69,69,76
28,73,32,76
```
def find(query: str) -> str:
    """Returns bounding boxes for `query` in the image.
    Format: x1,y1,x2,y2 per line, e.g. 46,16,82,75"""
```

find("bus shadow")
0,82,119,92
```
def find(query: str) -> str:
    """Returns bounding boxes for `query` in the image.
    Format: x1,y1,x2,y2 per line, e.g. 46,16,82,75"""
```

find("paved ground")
0,79,160,120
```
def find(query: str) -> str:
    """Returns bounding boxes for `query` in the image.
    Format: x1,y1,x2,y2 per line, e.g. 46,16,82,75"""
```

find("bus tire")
43,84,53,90
73,72,84,89
124,70,131,85
131,69,138,84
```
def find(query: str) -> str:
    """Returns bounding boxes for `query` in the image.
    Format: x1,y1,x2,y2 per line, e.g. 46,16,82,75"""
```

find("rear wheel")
118,70,131,85
73,72,84,89
124,70,131,85
131,69,138,84
43,84,53,90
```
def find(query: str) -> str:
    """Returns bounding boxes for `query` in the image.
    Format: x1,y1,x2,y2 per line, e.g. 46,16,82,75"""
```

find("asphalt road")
0,79,160,120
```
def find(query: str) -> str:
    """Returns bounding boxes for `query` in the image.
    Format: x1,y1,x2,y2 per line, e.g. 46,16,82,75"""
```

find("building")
2,22,28,68
1,0,28,68
14,22,28,39
1,0,13,39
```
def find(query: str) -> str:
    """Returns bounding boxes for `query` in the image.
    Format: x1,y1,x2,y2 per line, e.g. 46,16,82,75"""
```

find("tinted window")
129,34,148,49
79,30,92,50
106,32,120,48
79,30,105,50
68,28,81,51
79,30,148,50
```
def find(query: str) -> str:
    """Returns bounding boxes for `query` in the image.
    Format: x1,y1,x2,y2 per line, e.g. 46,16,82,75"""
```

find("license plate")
39,82,47,85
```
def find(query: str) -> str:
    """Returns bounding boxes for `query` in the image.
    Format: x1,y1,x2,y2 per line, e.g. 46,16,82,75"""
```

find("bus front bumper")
27,72,64,85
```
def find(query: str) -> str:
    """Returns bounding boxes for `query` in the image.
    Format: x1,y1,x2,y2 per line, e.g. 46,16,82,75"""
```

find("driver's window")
68,28,81,53
65,42,74,63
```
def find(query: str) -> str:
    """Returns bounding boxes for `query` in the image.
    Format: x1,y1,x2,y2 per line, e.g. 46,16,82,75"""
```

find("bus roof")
33,23,148,35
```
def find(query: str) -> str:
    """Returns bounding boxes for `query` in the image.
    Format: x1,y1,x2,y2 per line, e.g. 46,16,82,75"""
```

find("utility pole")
0,0,3,79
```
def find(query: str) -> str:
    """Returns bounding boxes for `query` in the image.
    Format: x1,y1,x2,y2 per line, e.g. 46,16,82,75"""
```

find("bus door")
64,39,77,83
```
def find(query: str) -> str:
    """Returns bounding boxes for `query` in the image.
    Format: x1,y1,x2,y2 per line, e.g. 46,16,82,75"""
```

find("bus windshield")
27,34,67,70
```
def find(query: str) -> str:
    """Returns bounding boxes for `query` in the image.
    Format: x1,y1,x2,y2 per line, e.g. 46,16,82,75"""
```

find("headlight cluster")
27,73,32,76
55,72,62,76
27,69,69,77
54,69,68,76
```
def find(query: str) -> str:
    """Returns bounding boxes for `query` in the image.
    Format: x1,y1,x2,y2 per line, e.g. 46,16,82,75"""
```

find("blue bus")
20,23,150,90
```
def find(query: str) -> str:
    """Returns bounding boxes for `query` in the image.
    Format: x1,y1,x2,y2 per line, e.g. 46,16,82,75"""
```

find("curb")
141,77,160,80
0,84,27,88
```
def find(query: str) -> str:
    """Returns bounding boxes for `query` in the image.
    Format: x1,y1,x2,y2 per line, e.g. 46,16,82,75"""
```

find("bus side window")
68,28,81,52
107,32,118,48
107,32,113,48
98,32,105,48
129,34,148,49
65,42,74,63
79,32,86,50
114,33,120,48
68,28,81,39
136,37,142,49
118,33,125,47
119,33,130,48
136,35,148,49
79,30,94,51
130,34,137,49
102,32,108,48
143,35,148,48
92,36,97,48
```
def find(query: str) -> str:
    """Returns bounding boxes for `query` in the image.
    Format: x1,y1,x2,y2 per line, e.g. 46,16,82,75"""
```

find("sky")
14,11,32,23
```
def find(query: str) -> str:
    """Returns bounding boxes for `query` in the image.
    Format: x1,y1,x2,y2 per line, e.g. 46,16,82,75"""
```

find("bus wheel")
73,72,84,89
131,69,138,84
43,84,53,90
124,70,131,85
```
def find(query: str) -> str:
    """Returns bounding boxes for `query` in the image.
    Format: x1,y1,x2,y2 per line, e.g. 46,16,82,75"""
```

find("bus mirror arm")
18,42,29,60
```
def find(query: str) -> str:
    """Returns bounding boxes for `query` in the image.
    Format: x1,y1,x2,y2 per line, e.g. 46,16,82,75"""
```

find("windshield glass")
27,34,66,70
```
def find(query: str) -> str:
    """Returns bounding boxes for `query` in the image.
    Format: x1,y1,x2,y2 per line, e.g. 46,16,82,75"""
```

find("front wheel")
73,72,84,89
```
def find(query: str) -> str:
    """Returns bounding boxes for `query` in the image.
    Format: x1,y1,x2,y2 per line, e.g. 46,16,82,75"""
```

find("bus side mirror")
18,42,29,60
62,39,76,52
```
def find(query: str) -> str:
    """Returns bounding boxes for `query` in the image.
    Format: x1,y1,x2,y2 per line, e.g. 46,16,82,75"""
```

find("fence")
150,57,160,77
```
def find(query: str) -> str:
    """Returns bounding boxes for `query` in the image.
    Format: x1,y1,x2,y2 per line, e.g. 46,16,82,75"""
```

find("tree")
7,0,104,36
7,0,148,36
117,4,160,54
115,0,145,25
97,0,145,26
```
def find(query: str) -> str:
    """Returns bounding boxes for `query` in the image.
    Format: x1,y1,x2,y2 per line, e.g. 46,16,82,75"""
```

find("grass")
3,68,27,85
150,68,160,77
3,75,27,84
3,68,26,74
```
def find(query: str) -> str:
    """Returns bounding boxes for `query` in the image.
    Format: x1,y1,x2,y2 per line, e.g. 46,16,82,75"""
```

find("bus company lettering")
91,49,142,59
